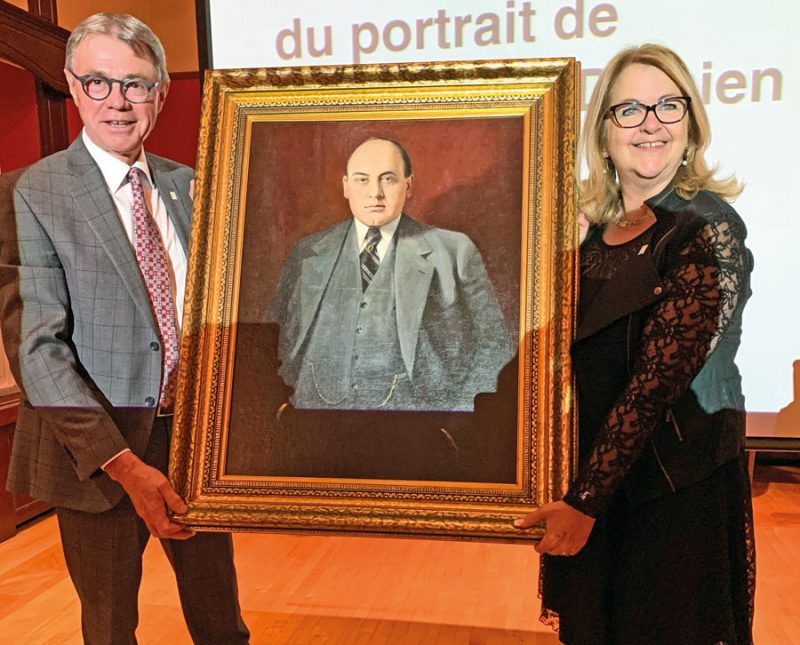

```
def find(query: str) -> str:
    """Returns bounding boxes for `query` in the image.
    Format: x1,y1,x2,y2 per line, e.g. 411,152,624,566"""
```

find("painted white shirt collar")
353,214,402,261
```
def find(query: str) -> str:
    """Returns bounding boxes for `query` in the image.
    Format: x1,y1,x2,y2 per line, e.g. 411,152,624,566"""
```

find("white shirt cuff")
101,448,132,471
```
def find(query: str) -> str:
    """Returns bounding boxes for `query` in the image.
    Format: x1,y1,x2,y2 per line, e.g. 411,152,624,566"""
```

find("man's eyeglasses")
605,96,691,128
68,69,160,104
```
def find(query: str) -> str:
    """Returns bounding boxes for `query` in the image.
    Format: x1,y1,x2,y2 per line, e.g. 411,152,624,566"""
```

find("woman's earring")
681,149,689,166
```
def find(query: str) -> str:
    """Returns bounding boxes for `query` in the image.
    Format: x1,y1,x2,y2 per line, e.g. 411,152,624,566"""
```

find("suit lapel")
394,216,434,376
291,220,353,359
148,157,191,253
66,139,155,325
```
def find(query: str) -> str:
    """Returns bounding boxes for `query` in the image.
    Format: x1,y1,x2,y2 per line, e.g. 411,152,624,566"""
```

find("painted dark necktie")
360,226,382,291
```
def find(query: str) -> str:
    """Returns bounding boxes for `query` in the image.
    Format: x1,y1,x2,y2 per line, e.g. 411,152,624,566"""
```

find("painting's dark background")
236,117,524,327
226,117,524,482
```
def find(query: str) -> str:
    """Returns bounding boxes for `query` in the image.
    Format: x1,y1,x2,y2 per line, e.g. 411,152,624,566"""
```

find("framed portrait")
170,59,579,541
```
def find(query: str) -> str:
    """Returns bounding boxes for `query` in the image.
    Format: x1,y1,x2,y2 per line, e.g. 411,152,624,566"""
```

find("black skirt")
539,454,755,645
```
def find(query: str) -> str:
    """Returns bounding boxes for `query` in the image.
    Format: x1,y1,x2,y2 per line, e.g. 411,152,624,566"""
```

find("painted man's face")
343,139,413,227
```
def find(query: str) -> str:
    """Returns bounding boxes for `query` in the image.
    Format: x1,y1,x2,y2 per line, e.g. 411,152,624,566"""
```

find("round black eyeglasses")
68,69,160,104
606,96,691,128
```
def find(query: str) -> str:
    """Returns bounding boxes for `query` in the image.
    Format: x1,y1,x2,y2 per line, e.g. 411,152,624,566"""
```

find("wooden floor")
0,460,798,644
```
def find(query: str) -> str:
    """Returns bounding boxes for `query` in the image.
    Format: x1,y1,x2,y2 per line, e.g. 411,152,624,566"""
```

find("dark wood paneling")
0,1,69,94
194,0,210,88
33,81,69,156
26,0,55,21
28,0,69,156
0,419,16,541
0,395,51,543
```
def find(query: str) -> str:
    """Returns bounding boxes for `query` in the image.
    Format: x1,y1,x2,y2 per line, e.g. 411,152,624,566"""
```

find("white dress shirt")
82,129,187,332
353,214,402,261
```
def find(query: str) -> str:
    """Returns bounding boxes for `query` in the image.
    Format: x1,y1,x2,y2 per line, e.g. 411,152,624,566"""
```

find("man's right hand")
104,451,195,540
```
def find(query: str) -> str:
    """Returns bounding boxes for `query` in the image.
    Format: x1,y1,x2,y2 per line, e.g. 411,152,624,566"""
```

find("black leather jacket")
565,185,753,516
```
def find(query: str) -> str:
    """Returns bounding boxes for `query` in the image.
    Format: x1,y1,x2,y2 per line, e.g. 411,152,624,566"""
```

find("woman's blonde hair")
580,43,741,224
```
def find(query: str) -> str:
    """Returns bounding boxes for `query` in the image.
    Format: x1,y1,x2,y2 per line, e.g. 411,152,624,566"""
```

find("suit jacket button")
653,286,663,296
360,301,368,309
150,341,160,351
145,397,156,406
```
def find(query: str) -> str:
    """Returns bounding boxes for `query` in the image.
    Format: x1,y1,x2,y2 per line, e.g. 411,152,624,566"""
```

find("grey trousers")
55,417,250,645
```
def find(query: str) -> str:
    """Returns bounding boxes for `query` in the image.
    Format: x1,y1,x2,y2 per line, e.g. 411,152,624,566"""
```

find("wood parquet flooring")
0,461,797,644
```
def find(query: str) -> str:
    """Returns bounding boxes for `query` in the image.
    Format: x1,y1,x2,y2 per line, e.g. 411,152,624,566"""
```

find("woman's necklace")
616,203,654,228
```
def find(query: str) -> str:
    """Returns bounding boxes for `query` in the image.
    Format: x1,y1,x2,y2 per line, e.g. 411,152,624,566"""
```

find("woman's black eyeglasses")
606,96,691,128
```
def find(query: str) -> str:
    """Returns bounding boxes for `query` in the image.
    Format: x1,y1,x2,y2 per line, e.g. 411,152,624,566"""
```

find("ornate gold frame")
170,59,578,541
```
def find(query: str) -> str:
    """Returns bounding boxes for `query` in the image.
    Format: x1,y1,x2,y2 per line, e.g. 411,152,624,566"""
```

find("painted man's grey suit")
0,136,192,512
267,214,513,411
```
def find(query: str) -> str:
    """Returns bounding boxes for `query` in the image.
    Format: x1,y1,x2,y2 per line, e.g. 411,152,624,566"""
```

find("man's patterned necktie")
360,226,382,291
129,166,179,407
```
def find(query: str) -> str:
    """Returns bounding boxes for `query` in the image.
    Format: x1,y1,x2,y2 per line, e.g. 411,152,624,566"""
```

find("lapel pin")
637,244,648,255
169,191,178,201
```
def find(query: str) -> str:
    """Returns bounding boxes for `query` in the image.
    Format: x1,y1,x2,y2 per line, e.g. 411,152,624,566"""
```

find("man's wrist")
103,449,138,481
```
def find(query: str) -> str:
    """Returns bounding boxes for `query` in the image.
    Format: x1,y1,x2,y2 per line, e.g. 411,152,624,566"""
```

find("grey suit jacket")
0,136,193,512
267,214,514,410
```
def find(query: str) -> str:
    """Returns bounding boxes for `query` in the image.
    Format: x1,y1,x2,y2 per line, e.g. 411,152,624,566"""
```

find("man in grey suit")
0,13,248,643
267,137,513,412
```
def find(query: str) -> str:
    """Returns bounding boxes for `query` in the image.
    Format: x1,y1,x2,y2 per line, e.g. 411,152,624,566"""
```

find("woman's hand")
514,500,595,556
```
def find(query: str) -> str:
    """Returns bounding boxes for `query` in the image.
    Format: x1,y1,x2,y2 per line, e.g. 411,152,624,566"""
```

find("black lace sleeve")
564,213,750,517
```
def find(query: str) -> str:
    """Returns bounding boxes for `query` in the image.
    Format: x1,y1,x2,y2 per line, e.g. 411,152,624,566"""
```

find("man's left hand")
105,451,195,540
514,500,595,557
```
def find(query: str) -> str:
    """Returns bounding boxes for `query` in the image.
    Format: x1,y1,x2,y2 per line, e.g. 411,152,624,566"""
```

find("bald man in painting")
266,137,514,413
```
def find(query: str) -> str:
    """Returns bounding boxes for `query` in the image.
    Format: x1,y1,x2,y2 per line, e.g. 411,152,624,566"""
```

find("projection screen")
203,0,799,442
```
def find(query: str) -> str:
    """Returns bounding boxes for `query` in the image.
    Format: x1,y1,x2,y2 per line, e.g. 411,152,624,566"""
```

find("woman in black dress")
515,44,755,644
